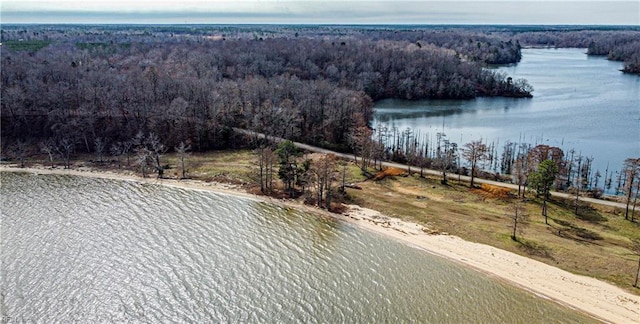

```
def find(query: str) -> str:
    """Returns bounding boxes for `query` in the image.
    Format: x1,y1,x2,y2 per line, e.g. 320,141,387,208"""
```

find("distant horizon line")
2,23,639,27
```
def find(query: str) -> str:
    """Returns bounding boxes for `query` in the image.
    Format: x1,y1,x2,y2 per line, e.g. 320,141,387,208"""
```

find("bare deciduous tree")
312,154,338,209
256,146,277,194
508,200,529,241
40,139,57,168
145,132,167,179
264,148,277,194
573,153,583,216
339,160,348,193
136,149,150,178
349,126,374,172
10,140,30,168
462,139,488,188
623,158,640,221
513,156,527,198
631,177,640,223
122,141,134,167
110,142,122,169
56,137,76,169
175,141,191,179
436,133,457,185
132,132,162,178
632,239,640,288
94,137,105,164
513,143,532,198
256,146,268,194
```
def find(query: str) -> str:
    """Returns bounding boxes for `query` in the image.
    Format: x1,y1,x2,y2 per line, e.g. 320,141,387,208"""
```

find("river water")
0,172,597,322
373,48,640,176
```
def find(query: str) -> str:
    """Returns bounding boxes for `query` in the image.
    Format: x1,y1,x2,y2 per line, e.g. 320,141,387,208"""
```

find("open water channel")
373,48,640,177
1,172,597,322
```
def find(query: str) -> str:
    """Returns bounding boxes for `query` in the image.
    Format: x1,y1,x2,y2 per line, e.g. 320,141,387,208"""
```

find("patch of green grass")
344,163,367,183
3,40,51,52
160,149,256,184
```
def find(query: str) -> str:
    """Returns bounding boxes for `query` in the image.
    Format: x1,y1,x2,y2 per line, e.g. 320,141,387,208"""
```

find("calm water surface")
373,48,640,174
0,172,597,322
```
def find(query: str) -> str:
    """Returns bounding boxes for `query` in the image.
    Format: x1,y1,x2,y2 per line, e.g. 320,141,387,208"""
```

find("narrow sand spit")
2,166,639,323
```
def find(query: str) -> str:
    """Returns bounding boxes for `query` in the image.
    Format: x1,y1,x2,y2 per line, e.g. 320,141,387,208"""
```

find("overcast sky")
2,1,638,25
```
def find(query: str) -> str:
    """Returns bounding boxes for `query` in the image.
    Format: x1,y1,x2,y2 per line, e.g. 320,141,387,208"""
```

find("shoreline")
2,166,639,323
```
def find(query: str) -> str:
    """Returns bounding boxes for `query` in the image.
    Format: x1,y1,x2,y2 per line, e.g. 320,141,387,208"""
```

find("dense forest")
1,25,638,194
508,28,640,75
1,25,533,153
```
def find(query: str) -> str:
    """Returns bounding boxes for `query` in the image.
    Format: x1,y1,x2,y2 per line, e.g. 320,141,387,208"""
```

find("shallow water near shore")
1,172,597,322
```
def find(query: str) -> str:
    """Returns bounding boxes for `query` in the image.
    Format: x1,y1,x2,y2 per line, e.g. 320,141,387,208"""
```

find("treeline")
1,25,532,155
362,29,523,64
2,25,524,64
512,30,640,75
251,122,640,219
353,124,639,207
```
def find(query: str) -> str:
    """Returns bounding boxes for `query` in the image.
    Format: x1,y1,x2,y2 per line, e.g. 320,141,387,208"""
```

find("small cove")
373,48,640,179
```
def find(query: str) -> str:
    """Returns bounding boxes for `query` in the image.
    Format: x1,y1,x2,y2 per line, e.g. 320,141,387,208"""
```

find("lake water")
373,48,640,177
0,172,597,322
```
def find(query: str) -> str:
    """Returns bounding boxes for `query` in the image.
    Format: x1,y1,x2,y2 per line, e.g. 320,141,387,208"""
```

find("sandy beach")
2,165,639,323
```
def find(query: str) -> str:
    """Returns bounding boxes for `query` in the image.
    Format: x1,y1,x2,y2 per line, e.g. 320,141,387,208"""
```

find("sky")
1,0,639,25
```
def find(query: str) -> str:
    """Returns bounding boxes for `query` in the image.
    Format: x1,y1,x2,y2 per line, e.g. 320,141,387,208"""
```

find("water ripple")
1,172,596,323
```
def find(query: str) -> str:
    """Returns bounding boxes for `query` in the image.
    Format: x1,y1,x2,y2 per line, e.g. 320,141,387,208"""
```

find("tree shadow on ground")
553,198,608,223
551,219,603,245
575,206,608,223
516,238,555,260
